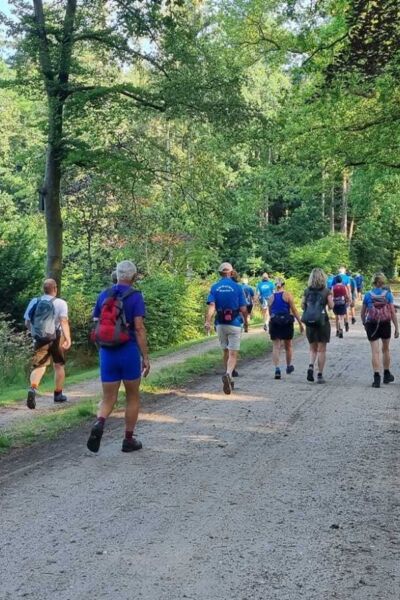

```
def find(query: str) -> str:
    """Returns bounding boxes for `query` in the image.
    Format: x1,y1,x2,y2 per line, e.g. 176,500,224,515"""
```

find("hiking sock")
125,430,133,440
97,417,106,428
54,389,62,395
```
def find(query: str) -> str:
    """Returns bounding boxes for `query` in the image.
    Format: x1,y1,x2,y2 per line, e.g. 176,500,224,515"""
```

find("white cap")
218,262,233,273
116,260,137,281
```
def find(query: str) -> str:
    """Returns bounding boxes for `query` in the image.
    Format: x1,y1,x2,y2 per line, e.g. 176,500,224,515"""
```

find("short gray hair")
116,260,137,282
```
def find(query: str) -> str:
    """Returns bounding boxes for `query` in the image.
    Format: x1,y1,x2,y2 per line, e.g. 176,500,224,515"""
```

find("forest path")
0,326,264,430
1,319,399,599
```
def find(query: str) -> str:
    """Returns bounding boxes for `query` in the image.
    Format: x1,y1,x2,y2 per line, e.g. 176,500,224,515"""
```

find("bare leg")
309,342,318,367
53,363,65,390
226,350,238,376
370,340,380,372
30,366,47,387
123,378,141,432
284,340,293,366
335,315,339,333
317,342,327,373
97,381,120,419
272,339,281,367
382,339,391,370
223,349,229,371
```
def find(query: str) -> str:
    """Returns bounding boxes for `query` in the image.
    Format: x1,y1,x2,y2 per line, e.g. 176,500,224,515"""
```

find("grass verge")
0,333,270,453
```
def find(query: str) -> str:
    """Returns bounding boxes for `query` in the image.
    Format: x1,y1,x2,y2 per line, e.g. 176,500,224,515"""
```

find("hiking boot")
222,373,232,395
274,368,281,380
307,367,314,382
352,317,356,325
286,365,295,374
345,321,349,332
263,323,268,332
86,421,104,453
383,370,394,384
336,330,339,337
54,392,68,403
27,388,36,410
372,373,381,388
122,437,142,452
232,369,239,378
338,330,343,339
317,373,326,384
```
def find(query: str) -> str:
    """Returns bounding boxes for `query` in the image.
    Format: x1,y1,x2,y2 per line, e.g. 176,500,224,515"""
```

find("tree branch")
58,0,77,89
32,0,55,89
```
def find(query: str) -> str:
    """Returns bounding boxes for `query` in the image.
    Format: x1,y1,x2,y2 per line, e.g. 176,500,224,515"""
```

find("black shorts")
269,318,294,341
247,304,253,315
306,319,331,344
333,305,347,316
365,321,391,342
32,334,65,368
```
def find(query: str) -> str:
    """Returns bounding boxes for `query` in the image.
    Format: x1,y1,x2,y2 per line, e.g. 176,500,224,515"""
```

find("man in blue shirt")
205,262,248,394
87,260,150,454
334,267,352,330
256,273,275,330
241,276,255,317
355,273,364,299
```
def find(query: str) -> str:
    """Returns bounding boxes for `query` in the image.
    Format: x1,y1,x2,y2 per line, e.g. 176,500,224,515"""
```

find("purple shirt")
93,284,146,341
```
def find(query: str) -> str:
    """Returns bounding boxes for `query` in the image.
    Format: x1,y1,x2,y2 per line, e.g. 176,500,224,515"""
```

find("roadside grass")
0,332,270,453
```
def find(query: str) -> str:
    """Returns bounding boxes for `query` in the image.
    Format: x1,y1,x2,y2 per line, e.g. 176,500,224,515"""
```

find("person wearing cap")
256,272,275,331
205,262,248,394
268,277,304,379
87,260,150,453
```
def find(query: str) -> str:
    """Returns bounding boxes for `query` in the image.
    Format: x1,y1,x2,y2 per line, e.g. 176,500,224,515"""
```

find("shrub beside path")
0,327,264,431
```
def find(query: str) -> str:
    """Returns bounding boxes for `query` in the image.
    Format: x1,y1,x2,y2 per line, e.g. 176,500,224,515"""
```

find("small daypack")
366,290,392,323
29,297,57,343
217,308,240,324
91,288,137,347
301,289,326,327
332,283,347,307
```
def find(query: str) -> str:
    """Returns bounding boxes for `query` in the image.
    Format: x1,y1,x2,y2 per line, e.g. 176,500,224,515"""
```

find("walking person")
256,273,275,331
87,260,150,453
332,275,350,338
355,272,364,300
361,272,399,388
268,277,304,379
205,262,248,394
301,268,334,384
241,276,255,320
24,278,71,409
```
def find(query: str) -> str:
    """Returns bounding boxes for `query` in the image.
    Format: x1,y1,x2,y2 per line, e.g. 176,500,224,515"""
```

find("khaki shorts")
32,334,66,368
216,324,242,351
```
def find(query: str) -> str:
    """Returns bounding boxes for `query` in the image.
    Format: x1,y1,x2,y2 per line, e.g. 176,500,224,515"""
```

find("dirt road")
1,322,399,599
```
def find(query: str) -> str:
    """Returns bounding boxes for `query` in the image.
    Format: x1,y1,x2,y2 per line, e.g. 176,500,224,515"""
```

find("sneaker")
86,421,104,453
317,373,326,384
232,369,239,378
352,317,356,325
27,388,36,410
222,373,232,395
345,321,349,332
372,373,381,388
383,371,394,384
286,365,295,374
54,392,68,403
307,367,314,382
274,368,281,380
122,437,142,452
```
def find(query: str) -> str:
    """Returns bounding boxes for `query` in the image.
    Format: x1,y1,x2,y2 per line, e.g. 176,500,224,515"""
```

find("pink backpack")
366,290,392,323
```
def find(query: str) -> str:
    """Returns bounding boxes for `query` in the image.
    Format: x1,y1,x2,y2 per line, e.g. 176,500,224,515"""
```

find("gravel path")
0,321,399,599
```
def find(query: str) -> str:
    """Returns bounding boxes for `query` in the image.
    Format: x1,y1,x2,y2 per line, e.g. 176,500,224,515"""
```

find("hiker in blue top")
348,271,358,324
327,274,335,289
355,273,364,299
361,272,399,389
256,273,275,331
205,262,248,395
87,260,150,454
268,277,304,380
334,267,352,331
241,276,255,318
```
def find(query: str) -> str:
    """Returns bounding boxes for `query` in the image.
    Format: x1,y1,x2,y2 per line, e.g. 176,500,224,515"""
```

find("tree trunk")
330,184,335,234
341,169,350,237
348,218,355,241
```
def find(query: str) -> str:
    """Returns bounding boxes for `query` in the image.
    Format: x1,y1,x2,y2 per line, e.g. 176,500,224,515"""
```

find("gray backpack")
28,297,57,343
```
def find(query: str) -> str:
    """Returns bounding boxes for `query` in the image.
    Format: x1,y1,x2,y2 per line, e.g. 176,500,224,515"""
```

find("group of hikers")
22,260,398,453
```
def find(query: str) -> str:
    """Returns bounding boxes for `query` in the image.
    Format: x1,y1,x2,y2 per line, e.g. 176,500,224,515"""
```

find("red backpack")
332,283,347,306
91,288,137,347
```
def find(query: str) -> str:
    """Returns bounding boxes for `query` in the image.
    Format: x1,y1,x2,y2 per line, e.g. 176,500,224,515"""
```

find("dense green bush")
288,234,350,280
0,314,32,388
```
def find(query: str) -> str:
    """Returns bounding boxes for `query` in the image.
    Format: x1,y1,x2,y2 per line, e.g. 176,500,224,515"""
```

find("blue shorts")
99,341,141,382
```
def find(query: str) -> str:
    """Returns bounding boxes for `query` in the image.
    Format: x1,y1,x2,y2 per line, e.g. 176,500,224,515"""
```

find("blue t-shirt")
207,277,246,327
355,275,364,289
335,273,351,286
93,284,146,341
241,284,255,305
327,275,334,289
256,280,275,300
363,288,394,309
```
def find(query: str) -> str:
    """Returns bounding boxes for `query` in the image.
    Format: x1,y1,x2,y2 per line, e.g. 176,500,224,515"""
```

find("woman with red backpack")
332,275,350,338
361,273,399,388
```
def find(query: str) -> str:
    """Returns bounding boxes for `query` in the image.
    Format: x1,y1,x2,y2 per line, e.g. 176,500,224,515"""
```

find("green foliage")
0,314,32,389
289,235,350,280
